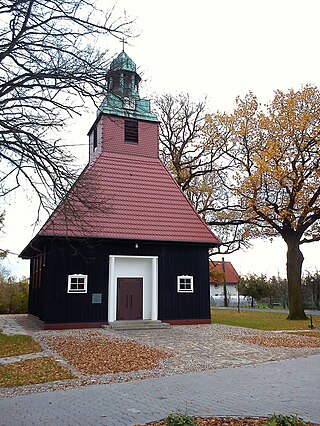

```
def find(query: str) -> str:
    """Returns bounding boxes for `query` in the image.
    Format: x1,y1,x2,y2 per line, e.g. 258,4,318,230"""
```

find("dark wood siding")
28,253,45,320
42,239,108,324
157,245,211,321
34,237,211,324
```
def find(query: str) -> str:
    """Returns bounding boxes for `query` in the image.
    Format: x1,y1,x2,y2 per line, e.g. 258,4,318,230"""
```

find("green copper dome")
110,51,136,72
99,50,158,122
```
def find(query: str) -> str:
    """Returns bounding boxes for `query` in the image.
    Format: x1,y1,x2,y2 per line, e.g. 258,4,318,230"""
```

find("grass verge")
0,333,41,358
0,357,74,387
211,309,319,331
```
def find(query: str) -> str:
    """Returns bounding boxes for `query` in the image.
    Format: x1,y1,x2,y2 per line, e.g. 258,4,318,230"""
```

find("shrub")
0,276,29,314
166,413,196,426
266,414,306,426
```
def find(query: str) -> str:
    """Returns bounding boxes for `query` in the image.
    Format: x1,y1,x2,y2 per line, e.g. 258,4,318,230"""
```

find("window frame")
67,274,88,294
177,275,194,293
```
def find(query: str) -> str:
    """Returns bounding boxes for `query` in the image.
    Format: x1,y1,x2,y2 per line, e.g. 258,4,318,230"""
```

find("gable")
209,260,239,285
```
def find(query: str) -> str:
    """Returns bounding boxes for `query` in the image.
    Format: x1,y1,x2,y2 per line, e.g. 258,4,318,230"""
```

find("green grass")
255,303,285,309
0,333,41,358
211,309,319,331
0,333,74,388
0,357,74,387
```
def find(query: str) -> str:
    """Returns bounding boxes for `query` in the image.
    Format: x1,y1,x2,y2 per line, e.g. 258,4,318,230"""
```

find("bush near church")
0,272,29,314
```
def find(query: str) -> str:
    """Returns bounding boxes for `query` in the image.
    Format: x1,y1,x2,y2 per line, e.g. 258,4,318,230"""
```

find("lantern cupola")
100,50,157,122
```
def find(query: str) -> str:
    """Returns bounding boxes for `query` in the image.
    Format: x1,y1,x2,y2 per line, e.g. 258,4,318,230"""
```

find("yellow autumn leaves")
204,85,320,235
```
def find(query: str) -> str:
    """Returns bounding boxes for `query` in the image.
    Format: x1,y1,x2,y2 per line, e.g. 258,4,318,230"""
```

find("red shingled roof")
37,151,219,244
209,260,239,284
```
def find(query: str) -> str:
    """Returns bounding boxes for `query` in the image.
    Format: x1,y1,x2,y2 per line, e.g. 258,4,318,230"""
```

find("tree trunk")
269,296,273,309
282,296,286,309
286,237,308,320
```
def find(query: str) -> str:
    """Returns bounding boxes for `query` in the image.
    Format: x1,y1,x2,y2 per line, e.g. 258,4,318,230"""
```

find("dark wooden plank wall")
42,239,108,324
35,238,211,324
158,245,211,321
28,255,45,319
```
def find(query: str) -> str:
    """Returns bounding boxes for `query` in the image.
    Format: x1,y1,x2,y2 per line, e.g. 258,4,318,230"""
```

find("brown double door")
117,278,143,320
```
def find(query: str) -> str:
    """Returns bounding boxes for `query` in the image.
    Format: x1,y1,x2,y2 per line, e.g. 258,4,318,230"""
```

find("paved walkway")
1,354,319,425
1,315,320,425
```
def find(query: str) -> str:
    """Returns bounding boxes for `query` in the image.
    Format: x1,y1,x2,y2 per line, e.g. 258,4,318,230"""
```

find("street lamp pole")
222,257,228,307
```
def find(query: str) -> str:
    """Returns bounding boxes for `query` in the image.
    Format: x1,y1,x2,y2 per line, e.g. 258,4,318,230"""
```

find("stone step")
104,320,170,330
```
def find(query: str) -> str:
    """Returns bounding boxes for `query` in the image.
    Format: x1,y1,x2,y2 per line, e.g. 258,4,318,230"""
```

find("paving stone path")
0,315,319,425
0,354,319,425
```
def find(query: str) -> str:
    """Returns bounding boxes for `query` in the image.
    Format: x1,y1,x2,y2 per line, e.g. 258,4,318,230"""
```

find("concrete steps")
104,320,170,330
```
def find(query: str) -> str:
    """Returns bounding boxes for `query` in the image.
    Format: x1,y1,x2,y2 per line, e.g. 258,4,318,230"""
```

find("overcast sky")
2,0,320,278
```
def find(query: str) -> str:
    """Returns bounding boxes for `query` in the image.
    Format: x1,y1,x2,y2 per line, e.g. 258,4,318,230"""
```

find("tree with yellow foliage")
205,85,320,320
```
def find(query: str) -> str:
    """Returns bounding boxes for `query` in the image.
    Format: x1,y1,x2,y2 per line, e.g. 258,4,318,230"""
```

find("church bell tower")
88,49,158,163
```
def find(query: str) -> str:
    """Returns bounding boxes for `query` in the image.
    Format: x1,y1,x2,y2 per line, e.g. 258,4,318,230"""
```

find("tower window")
125,119,138,144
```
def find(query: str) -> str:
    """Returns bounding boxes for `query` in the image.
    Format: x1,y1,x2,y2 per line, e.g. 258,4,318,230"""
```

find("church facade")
20,51,219,329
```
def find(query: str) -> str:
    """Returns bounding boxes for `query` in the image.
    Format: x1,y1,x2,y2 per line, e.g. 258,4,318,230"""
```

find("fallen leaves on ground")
136,417,318,426
291,331,320,338
0,357,74,387
43,332,171,375
136,417,319,426
237,333,320,348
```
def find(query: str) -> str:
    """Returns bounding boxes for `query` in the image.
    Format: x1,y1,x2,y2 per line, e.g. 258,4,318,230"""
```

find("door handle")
130,293,133,307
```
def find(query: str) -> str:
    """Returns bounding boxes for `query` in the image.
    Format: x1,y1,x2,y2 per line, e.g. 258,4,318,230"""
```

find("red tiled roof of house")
35,152,219,244
209,260,239,284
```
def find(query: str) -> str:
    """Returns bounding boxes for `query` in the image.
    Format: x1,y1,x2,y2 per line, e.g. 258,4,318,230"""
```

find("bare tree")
0,0,132,214
155,93,222,214
155,92,251,254
303,271,320,310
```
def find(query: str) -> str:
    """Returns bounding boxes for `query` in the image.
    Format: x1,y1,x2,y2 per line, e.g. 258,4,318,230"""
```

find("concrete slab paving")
1,354,319,426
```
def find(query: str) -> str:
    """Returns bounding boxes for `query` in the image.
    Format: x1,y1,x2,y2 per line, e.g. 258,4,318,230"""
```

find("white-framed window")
67,274,88,293
177,275,194,293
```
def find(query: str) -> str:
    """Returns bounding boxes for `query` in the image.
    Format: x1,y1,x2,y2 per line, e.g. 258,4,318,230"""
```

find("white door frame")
108,255,158,323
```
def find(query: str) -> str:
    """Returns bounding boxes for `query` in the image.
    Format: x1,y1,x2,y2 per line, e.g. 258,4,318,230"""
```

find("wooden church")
20,50,220,329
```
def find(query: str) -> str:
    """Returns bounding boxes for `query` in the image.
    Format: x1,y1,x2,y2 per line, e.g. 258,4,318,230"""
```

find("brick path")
0,354,319,425
1,316,319,384
116,324,320,373
0,315,320,425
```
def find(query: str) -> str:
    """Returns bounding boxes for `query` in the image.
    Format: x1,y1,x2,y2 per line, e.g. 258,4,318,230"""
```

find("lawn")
0,333,75,388
211,309,319,331
0,333,41,358
0,357,74,387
